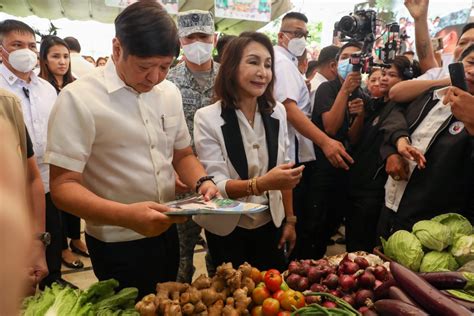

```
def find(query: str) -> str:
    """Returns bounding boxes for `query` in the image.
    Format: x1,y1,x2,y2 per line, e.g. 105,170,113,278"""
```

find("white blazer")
193,100,290,236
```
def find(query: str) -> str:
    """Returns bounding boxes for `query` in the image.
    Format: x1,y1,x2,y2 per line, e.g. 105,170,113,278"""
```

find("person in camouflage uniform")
167,9,220,283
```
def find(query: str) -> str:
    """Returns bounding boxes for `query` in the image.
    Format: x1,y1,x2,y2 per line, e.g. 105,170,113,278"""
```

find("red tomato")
262,298,280,316
277,312,292,316
252,286,271,305
280,290,306,311
272,289,285,301
264,271,283,293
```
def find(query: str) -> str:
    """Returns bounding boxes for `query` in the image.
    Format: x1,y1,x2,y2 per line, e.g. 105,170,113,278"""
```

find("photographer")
310,41,369,258
347,56,420,252
377,44,474,238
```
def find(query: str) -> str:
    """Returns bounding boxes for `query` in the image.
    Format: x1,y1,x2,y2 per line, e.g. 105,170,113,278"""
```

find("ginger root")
135,294,157,316
207,299,224,316
233,288,251,315
192,274,212,290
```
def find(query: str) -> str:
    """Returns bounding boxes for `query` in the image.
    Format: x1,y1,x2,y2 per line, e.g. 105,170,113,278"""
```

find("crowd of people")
2,0,474,313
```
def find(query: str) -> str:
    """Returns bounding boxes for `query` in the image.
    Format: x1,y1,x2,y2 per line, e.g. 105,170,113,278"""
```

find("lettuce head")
412,220,452,251
419,251,459,272
382,230,424,271
451,235,474,265
431,213,472,238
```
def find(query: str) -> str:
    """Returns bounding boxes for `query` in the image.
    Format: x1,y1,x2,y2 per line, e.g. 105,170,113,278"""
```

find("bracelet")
195,175,215,193
247,179,253,195
285,216,297,225
251,177,261,195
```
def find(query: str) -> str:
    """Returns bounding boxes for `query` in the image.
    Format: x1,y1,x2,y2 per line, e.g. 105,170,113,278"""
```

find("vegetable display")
381,213,473,272
22,279,138,316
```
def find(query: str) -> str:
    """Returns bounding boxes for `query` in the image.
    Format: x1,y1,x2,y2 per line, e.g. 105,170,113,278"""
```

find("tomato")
251,267,263,284
262,298,280,316
280,290,306,311
252,285,271,305
272,289,285,301
264,270,283,293
277,311,292,316
251,305,264,316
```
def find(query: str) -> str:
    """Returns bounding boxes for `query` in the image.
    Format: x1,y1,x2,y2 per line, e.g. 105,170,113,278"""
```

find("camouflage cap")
177,10,215,38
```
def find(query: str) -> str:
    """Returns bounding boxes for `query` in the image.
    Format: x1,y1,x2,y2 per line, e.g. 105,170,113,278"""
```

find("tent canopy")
0,0,292,35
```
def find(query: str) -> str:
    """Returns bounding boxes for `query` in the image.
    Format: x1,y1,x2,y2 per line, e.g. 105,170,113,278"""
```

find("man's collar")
274,45,298,66
0,63,38,86
433,86,450,101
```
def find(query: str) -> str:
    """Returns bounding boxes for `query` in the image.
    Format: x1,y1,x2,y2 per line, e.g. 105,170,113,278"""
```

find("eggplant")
442,290,474,312
388,286,420,308
390,262,471,316
374,299,428,316
418,271,467,290
374,277,397,299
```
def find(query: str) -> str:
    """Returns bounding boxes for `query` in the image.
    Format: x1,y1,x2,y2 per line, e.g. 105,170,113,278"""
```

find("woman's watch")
195,175,215,193
37,232,51,247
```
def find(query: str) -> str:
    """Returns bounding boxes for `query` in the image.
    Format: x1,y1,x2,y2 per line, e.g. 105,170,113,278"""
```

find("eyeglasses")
281,30,310,39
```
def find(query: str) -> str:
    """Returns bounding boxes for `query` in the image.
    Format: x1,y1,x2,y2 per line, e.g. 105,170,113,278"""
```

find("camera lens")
339,15,358,34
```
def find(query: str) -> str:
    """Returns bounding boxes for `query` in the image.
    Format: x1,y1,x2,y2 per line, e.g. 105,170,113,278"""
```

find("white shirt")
0,64,57,193
193,101,289,236
274,45,316,163
385,88,451,212
44,59,191,242
415,54,452,81
309,72,329,114
70,52,95,78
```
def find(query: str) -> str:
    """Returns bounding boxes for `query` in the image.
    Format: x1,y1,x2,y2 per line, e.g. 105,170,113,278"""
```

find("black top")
26,127,34,159
312,78,369,170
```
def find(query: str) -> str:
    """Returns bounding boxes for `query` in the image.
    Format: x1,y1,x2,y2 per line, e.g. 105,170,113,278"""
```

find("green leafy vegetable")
451,235,474,266
419,251,459,272
412,220,452,251
381,230,424,271
431,213,472,237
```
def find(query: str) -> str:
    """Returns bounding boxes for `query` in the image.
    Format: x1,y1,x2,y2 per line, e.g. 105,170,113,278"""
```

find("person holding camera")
347,56,420,252
376,44,474,238
310,41,369,258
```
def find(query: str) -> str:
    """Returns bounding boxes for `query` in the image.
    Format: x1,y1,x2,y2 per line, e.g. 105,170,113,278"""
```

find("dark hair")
388,55,421,80
461,23,474,37
368,67,381,78
282,12,308,23
115,1,179,58
215,35,237,63
39,35,74,92
214,31,276,112
459,43,474,61
96,56,107,67
335,41,363,61
0,19,35,42
306,60,318,78
63,36,81,52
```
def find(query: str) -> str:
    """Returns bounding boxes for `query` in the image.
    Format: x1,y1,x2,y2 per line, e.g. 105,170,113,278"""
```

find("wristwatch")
195,175,215,193
37,232,51,247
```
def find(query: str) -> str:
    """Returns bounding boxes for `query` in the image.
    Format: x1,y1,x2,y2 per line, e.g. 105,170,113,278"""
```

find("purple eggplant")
388,286,420,308
390,262,471,316
374,299,428,316
418,271,468,289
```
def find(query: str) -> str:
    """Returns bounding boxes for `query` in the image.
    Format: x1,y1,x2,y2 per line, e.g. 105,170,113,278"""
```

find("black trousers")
39,193,62,287
86,225,179,299
289,161,320,260
61,211,81,250
205,221,286,272
346,193,384,252
376,206,411,243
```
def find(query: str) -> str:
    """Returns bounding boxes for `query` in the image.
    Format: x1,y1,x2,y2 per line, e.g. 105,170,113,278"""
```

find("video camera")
334,10,401,73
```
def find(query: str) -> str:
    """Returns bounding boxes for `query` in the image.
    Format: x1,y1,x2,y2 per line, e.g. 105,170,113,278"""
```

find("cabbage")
381,230,424,271
451,235,474,265
412,220,452,251
431,213,473,237
419,251,459,272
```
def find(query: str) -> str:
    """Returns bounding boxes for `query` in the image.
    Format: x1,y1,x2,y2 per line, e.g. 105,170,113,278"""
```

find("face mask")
285,35,307,57
337,58,353,80
182,41,213,65
1,47,37,73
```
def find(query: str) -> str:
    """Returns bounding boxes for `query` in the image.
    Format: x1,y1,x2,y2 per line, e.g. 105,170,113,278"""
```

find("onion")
297,276,309,291
373,265,388,281
307,266,324,284
310,283,327,292
342,295,356,306
358,271,376,289
286,273,301,289
355,289,374,307
322,273,339,290
288,261,301,274
354,257,370,269
322,301,337,308
339,274,356,292
342,261,360,275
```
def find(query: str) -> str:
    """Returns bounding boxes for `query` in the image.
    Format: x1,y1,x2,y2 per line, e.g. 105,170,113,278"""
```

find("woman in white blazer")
193,32,304,271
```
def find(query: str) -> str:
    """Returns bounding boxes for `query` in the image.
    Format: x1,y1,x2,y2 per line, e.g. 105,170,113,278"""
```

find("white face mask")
2,46,37,73
182,41,213,65
286,35,307,57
